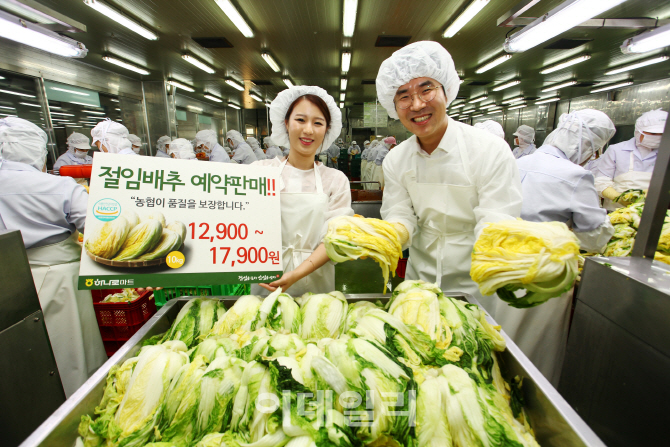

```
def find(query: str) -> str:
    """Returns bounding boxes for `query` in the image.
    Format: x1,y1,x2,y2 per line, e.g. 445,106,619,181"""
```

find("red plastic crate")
103,340,124,357
91,289,156,327
98,321,145,342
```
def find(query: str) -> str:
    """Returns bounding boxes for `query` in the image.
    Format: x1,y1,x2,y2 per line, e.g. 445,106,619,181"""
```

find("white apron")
371,163,385,189
361,159,368,181
251,159,334,297
364,159,376,190
604,151,652,211
27,233,107,397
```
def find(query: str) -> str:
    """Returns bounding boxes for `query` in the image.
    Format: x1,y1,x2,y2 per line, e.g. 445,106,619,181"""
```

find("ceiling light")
340,93,346,101
472,113,484,118
341,52,351,73
449,103,465,110
182,55,215,74
487,109,503,115
52,126,64,129
50,112,75,116
540,55,591,74
261,52,281,72
48,106,61,109
215,0,254,37
19,102,40,108
340,78,348,90
65,124,82,127
250,93,263,102
450,114,460,118
468,95,488,103
283,78,295,88
50,87,89,96
590,81,634,93
226,79,245,91
0,88,35,98
535,96,561,104
111,98,119,103
492,80,520,91
475,54,512,74
542,80,577,92
501,96,524,104
204,94,223,102
342,0,358,37
116,119,123,121
443,0,490,38
84,110,106,115
69,101,97,106
83,0,157,40
504,0,627,53
605,56,669,75
228,101,241,109
480,103,499,110
0,76,4,79
168,80,195,92
0,10,88,57
622,23,670,54
103,56,150,75
0,106,15,110
340,102,345,108
187,105,203,112
115,108,121,111
508,104,527,110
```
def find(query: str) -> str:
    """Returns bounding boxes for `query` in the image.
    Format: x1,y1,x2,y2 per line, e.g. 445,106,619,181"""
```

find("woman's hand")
258,271,299,293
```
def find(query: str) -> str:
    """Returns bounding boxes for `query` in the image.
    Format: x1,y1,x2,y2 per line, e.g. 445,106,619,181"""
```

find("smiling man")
376,41,522,312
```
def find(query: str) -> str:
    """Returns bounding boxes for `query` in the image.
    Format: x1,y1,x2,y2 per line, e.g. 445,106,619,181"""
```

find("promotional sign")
78,153,283,289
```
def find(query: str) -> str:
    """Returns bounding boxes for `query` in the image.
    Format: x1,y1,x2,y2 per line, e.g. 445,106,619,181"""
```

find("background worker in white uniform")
251,86,353,296
371,136,396,189
226,130,257,165
364,139,383,189
168,138,197,160
263,136,283,159
194,129,229,163
53,132,93,187
360,140,371,182
155,135,171,158
510,109,616,385
375,41,522,312
512,125,536,159
91,119,135,155
594,109,668,210
348,140,361,158
247,136,267,160
474,120,505,140
326,141,340,169
128,134,142,154
0,117,106,397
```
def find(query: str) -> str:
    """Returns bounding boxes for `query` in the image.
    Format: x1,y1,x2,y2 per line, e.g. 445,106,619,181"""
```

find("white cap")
67,132,91,151
246,136,261,150
195,129,217,150
91,119,130,154
168,138,196,159
513,124,535,143
264,136,274,146
352,140,357,144
156,135,171,152
376,41,460,119
545,109,616,165
0,116,48,171
636,109,667,134
226,129,245,148
474,120,505,139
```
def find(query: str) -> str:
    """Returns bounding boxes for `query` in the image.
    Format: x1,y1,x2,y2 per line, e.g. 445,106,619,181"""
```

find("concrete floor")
334,257,405,294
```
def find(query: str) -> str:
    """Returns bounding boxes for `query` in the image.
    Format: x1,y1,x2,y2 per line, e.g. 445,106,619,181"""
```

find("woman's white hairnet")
91,119,130,154
128,134,141,146
195,129,218,150
226,130,245,148
269,86,342,153
168,138,196,159
376,41,461,120
156,135,171,152
0,116,48,171
544,109,616,165
246,136,261,150
67,132,91,152
635,109,667,134
513,125,535,144
474,120,505,139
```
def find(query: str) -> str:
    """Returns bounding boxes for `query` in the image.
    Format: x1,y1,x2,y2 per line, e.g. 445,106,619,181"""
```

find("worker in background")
594,109,668,210
251,86,353,296
226,130,257,165
195,129,229,163
370,136,396,189
360,140,371,186
375,40,522,313
155,135,171,158
511,109,616,385
91,119,135,155
348,140,361,159
0,117,106,397
326,141,340,169
247,136,267,160
364,139,382,189
168,138,197,160
512,125,536,159
53,132,93,173
264,136,283,159
337,137,345,149
474,120,506,140
128,134,142,155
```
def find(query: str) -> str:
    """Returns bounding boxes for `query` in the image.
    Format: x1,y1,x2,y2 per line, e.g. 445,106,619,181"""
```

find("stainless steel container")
20,294,606,447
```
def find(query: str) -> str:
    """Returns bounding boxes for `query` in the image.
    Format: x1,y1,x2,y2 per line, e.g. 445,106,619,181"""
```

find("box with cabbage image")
78,153,283,289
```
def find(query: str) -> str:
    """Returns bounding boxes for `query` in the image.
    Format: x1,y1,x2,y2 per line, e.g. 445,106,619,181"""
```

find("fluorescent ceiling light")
508,104,527,110
48,106,61,109
480,103,499,110
339,93,346,102
541,80,577,92
69,101,97,106
535,96,561,104
111,98,119,102
19,102,40,108
475,54,512,74
340,78,348,90
250,93,263,102
168,80,195,92
443,0,490,38
501,96,524,104
0,106,15,110
50,112,75,116
204,94,223,102
52,126,64,129
0,10,88,57
0,88,35,98
450,114,460,118
340,102,345,108
84,110,106,115
472,113,483,118
215,0,254,37
83,0,157,40
187,105,203,112
283,78,294,88
50,87,89,96
487,109,503,115
0,76,4,79
622,23,670,54
65,124,82,127
103,56,150,75
590,81,634,93
449,103,465,110
115,108,121,111
342,0,358,37
116,119,123,121
605,56,669,75
228,101,241,109
226,79,245,91
540,55,591,74
492,80,520,91
341,51,352,73
468,95,488,103
262,53,280,72
504,0,627,53
182,55,215,74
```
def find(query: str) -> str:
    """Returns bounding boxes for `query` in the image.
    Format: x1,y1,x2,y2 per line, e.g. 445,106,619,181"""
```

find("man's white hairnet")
513,124,535,144
376,41,460,120
474,121,505,139
128,134,141,146
195,129,218,150
0,116,48,171
269,86,342,153
544,109,616,165
67,132,91,151
636,109,667,134
226,130,245,149
168,138,196,159
246,137,261,150
91,119,130,154
156,135,171,153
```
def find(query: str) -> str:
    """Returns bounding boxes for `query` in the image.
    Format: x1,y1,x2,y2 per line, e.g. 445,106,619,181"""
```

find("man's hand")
392,222,410,246
258,271,299,293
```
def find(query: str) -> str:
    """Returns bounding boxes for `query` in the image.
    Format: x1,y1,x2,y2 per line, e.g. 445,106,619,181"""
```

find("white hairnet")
156,135,171,153
269,86,342,153
264,136,274,147
226,130,245,149
128,134,141,146
376,41,460,120
0,116,48,171
364,140,370,146
91,119,130,154
635,109,667,134
67,132,91,151
544,109,616,165
168,138,196,159
352,140,357,144
246,137,261,150
474,121,505,139
513,124,535,144
195,129,217,150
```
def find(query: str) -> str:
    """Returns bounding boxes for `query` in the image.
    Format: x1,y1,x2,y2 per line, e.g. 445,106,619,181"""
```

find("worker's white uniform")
348,145,361,156
326,144,340,169
512,143,536,159
231,142,258,165
209,143,231,163
360,148,369,180
0,160,106,397
265,146,283,159
156,149,171,158
381,119,522,310
371,145,389,189
365,144,382,189
250,158,353,296
53,151,93,172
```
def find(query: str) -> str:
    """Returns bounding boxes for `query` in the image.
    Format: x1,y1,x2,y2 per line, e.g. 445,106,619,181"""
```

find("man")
348,140,361,158
512,125,536,159
226,130,257,165
264,136,283,159
155,135,171,158
371,136,396,189
247,136,267,160
594,109,667,210
376,41,522,311
128,134,142,154
53,132,93,173
326,142,340,169
194,129,229,163
91,119,135,155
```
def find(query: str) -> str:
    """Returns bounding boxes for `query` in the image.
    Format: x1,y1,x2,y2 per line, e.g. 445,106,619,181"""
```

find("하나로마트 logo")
93,198,121,221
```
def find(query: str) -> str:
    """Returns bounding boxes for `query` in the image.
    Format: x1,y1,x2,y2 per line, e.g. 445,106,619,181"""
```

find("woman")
168,138,197,159
91,119,136,155
252,86,353,296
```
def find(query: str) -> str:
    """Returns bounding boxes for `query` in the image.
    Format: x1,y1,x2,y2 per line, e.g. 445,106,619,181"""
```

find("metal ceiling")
3,0,670,111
